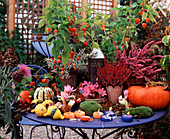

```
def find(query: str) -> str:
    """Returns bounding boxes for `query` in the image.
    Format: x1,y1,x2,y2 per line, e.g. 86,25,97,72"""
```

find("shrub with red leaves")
96,60,132,87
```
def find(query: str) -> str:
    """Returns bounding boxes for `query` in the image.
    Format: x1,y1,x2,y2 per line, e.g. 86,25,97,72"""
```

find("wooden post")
46,0,49,7
7,0,15,38
111,0,117,20
81,0,88,19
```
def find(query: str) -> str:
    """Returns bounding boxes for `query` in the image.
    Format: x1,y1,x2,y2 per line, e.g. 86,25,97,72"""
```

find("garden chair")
12,64,51,139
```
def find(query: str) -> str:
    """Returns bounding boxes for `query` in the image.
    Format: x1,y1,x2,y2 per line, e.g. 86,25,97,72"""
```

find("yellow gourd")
43,106,64,120
42,100,54,107
31,99,43,104
31,104,47,117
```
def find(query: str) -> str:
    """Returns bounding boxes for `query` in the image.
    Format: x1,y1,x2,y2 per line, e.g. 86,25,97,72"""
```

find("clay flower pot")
106,85,123,104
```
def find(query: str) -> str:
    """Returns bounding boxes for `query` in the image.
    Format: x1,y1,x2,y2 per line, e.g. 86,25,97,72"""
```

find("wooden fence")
6,0,117,63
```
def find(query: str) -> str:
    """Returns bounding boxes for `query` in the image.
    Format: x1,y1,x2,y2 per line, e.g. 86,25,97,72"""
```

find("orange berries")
53,59,57,63
70,62,72,65
54,66,56,69
61,67,65,71
74,67,77,70
74,39,79,44
125,37,129,42
50,58,54,60
141,3,145,6
61,71,64,75
83,42,88,47
81,28,86,32
30,81,35,87
57,59,61,64
58,56,61,59
142,23,147,29
139,11,143,16
52,83,56,87
54,30,58,33
142,8,146,12
73,64,76,66
76,57,79,60
83,32,86,37
70,27,77,33
60,76,63,81
70,51,75,58
135,18,140,24
145,18,150,23
101,25,106,31
46,28,51,33
82,23,89,28
42,79,47,83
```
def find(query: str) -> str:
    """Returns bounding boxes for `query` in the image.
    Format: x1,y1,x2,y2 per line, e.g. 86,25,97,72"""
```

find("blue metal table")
23,109,167,139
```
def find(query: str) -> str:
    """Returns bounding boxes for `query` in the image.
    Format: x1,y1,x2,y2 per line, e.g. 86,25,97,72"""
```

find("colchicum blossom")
61,85,76,99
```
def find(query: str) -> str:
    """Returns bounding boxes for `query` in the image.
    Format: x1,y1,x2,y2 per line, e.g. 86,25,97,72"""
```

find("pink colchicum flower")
61,91,69,99
80,81,107,97
123,90,129,97
18,64,31,79
64,85,76,93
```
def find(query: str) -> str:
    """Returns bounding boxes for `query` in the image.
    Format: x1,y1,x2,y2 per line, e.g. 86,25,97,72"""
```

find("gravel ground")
0,125,132,139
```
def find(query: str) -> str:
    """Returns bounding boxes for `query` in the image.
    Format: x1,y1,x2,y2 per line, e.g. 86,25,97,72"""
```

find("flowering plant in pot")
79,81,107,101
96,60,132,104
114,41,165,87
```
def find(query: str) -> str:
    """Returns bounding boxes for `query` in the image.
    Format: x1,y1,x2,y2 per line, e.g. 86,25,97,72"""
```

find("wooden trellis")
148,0,170,23
7,0,117,63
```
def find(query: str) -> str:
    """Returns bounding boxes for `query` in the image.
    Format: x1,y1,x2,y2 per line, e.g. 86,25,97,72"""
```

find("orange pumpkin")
19,91,32,104
128,86,170,110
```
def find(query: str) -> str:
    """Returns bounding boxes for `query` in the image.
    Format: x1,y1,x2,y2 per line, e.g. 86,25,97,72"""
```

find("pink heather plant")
79,81,107,97
18,64,31,79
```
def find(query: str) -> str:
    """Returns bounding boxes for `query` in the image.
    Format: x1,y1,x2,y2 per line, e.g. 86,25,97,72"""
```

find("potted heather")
114,41,165,88
96,60,132,104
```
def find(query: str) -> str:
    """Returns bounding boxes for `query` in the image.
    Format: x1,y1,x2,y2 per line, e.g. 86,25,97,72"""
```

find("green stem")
1,79,14,93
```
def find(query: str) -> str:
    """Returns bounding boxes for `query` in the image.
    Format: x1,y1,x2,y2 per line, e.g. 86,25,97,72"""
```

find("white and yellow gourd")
34,87,54,101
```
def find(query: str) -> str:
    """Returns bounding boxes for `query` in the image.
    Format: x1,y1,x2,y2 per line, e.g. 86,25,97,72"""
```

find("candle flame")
127,111,130,115
109,107,112,111
106,114,110,117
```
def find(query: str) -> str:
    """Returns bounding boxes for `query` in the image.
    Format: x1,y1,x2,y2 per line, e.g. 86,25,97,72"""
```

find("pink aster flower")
64,85,76,94
18,64,31,79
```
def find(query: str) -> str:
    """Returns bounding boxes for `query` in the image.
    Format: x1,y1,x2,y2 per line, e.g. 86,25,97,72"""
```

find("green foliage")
125,106,153,118
0,0,26,64
79,101,102,116
0,66,21,138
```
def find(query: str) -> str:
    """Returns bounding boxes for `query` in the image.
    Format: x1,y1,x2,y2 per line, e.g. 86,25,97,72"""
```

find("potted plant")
79,81,107,102
114,41,165,89
96,60,132,104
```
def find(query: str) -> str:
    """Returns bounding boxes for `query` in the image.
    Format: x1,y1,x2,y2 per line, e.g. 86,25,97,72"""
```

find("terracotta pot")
106,85,123,104
62,70,77,88
124,78,145,89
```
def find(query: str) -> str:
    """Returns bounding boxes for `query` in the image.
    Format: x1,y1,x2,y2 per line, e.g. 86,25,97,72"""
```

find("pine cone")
12,71,24,83
3,47,18,67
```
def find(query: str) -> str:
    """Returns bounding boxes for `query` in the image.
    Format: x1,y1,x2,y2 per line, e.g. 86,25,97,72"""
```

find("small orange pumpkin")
19,91,32,104
128,86,170,110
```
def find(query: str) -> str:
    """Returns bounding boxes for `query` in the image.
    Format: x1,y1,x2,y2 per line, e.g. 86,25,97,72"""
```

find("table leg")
51,126,66,139
120,127,138,139
70,128,89,139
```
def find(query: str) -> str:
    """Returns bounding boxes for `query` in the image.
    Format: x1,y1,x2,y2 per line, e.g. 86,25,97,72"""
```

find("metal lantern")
88,47,105,83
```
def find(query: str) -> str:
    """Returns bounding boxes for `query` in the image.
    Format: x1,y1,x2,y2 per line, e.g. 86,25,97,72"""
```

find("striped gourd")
34,87,54,101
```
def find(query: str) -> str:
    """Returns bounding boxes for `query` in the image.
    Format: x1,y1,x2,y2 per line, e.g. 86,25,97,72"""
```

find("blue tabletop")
23,109,167,129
